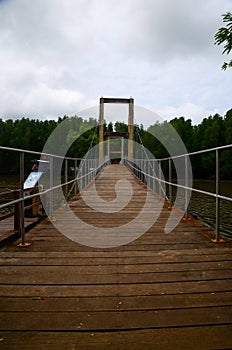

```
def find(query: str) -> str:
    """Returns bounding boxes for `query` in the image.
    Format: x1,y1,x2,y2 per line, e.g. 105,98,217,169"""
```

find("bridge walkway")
0,164,232,349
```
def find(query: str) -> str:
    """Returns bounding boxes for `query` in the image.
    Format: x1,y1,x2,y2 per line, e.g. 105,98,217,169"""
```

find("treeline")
0,109,232,179
142,109,232,179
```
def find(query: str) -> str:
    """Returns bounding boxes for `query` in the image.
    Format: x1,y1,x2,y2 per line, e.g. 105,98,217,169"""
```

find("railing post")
142,159,144,182
151,161,153,190
91,159,94,180
17,151,31,246
14,190,20,233
184,155,188,219
146,160,148,187
80,161,83,192
158,160,162,198
169,159,172,207
215,149,220,241
84,159,87,189
49,156,54,219
74,159,77,196
87,159,90,185
65,158,68,201
147,161,150,189
140,159,142,181
19,152,25,243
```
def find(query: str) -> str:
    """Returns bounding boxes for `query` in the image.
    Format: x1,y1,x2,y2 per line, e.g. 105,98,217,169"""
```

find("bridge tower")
99,97,134,162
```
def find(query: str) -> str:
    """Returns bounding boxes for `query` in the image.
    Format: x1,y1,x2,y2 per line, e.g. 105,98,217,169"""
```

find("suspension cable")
135,125,168,200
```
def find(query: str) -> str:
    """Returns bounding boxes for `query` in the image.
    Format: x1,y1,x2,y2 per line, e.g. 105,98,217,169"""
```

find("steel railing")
0,146,106,245
126,144,232,241
1,143,232,243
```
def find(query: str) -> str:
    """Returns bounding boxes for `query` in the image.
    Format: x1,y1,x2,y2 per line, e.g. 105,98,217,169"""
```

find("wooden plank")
0,259,231,272
0,164,232,349
1,252,232,266
0,266,231,284
0,326,231,350
1,306,232,331
0,217,39,237
1,292,232,312
1,279,232,297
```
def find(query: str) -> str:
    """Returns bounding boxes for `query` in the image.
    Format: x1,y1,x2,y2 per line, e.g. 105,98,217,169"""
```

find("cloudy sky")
0,0,231,127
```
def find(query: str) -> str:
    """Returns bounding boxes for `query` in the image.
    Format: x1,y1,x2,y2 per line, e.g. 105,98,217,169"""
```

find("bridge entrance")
104,131,128,163
99,97,134,161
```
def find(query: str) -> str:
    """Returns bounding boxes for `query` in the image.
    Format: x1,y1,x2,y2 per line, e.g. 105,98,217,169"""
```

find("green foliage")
114,121,128,132
215,12,232,70
0,111,232,179
145,113,231,179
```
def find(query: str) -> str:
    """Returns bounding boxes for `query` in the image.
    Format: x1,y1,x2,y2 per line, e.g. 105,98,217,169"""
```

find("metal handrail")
0,145,105,245
156,143,232,161
0,145,81,160
126,143,232,241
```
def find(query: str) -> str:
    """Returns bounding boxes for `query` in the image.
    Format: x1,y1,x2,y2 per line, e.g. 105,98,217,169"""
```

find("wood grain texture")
0,164,232,349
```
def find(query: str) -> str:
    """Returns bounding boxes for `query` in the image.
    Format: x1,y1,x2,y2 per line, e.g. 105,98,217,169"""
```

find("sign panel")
24,171,43,189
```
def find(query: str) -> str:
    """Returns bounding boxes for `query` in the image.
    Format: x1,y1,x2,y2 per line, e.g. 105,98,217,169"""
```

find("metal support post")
87,159,89,186
80,161,83,192
184,156,188,219
74,159,77,196
215,149,220,241
90,159,92,182
169,159,172,207
65,158,68,201
158,161,162,198
17,152,31,247
49,156,54,219
146,161,149,188
84,160,86,188
148,161,151,189
141,160,144,182
152,160,155,192
19,152,25,243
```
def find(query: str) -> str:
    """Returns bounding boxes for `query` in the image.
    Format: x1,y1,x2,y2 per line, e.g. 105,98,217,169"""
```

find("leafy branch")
215,12,232,70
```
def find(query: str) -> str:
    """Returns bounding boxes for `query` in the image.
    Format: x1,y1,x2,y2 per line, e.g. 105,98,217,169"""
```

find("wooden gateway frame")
99,97,134,162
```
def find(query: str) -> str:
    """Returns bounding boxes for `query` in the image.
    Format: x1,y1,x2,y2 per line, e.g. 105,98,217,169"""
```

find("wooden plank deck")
0,217,39,242
0,164,232,349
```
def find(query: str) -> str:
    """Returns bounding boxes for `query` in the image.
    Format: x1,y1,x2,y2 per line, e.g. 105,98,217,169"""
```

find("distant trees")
0,116,98,174
215,12,232,70
144,112,232,179
0,110,232,178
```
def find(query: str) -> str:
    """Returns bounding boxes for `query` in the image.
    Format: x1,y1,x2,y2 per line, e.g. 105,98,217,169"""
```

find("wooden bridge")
1,164,232,349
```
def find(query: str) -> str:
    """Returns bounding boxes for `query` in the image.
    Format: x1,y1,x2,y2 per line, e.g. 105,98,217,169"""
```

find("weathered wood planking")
0,164,232,349
0,217,38,240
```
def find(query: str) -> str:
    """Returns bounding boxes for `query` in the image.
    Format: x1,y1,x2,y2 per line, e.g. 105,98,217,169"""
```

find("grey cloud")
0,0,231,123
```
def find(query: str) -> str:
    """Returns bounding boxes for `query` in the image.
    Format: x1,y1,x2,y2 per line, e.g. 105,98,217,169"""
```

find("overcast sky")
0,0,231,127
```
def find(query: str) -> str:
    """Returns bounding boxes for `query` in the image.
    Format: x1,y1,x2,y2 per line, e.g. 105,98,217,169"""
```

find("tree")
215,12,232,70
169,117,194,152
114,122,128,133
